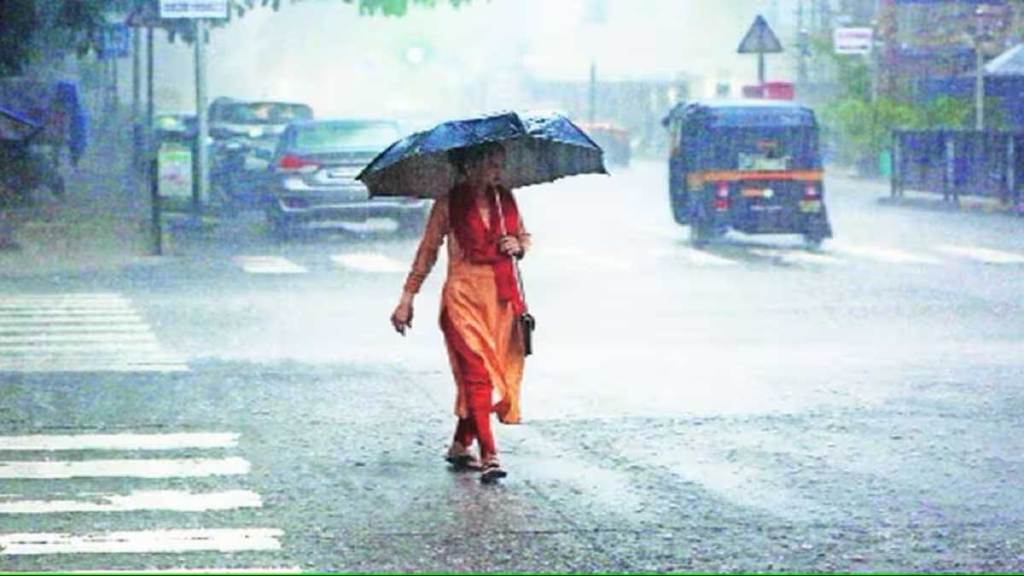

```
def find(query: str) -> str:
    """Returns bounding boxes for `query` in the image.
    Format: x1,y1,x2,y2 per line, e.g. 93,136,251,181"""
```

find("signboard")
98,24,132,59
126,4,161,27
738,15,783,54
834,27,874,55
159,0,228,19
158,142,194,207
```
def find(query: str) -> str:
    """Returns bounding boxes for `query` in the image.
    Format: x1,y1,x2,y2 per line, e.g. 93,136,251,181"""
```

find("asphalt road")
1,161,1023,572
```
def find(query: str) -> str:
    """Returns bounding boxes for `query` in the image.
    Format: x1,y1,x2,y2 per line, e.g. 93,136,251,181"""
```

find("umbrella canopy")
356,111,607,198
0,106,41,142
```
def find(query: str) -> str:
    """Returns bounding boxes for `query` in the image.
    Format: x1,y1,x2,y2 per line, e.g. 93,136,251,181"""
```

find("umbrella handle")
492,187,528,307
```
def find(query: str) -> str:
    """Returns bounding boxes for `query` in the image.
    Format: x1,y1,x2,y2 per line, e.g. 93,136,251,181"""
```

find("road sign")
126,4,161,27
99,24,132,59
834,27,874,55
738,15,783,54
159,0,228,19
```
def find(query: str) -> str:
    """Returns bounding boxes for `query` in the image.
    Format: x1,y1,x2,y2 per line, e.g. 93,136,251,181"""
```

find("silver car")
264,119,430,239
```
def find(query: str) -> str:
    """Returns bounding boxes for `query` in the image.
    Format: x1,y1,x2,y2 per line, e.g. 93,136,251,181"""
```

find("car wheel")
267,212,294,241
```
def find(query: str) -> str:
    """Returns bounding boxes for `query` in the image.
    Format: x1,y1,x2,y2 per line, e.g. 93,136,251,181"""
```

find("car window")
218,103,313,125
293,122,399,152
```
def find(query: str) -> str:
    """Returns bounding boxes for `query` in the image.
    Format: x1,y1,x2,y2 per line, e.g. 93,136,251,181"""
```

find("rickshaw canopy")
664,100,822,171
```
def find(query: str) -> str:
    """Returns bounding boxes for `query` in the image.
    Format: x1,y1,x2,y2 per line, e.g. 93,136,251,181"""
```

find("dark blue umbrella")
0,106,41,142
356,111,608,198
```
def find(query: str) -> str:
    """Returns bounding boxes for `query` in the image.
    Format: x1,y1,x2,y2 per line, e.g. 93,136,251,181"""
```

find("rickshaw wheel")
803,234,824,250
690,219,714,247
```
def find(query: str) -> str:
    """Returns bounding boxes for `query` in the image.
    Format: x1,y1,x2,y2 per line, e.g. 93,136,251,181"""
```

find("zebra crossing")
0,431,292,572
235,243,1024,276
0,293,187,374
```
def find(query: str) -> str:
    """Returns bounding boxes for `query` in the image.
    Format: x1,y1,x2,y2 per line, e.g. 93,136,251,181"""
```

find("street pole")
588,61,597,124
193,19,210,220
758,52,766,86
975,43,984,130
797,0,807,86
132,27,142,171
147,25,162,256
112,56,119,111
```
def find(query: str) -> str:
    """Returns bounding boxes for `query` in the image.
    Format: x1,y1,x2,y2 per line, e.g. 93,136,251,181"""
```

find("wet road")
1,161,1023,572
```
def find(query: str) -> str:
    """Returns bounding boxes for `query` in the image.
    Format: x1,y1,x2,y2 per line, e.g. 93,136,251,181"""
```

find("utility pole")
588,62,597,124
147,25,162,255
975,42,985,130
797,0,808,86
132,27,142,171
193,19,209,219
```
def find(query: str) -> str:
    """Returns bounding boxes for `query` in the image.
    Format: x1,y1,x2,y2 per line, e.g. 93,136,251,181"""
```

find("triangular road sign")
738,15,783,54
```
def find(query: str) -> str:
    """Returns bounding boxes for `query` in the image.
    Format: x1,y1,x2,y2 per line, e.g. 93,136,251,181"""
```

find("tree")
0,0,477,77
0,0,114,76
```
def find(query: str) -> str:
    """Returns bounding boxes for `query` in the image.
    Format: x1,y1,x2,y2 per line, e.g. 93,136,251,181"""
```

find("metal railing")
892,129,1023,207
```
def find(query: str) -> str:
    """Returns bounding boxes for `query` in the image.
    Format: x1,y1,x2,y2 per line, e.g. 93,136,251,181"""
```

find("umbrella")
0,106,41,142
356,111,607,198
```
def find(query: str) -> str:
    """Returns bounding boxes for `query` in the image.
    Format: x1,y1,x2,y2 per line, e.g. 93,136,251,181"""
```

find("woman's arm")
392,199,447,335
515,216,532,256
403,199,447,295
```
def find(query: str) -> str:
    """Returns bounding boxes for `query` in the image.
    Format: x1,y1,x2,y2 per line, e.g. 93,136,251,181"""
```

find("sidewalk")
829,168,1024,217
880,188,1024,216
0,120,158,279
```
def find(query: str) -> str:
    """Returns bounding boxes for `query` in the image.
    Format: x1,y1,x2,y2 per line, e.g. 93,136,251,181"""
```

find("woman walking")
390,142,529,483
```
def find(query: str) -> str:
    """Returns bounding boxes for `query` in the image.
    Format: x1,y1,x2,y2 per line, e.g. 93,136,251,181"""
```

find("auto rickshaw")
663,100,833,247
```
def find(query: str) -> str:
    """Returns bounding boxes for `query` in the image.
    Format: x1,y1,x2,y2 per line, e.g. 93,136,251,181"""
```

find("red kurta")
403,186,530,424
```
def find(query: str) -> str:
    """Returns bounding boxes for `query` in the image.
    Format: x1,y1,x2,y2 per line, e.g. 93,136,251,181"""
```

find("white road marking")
937,245,1024,264
0,333,160,345
0,342,165,353
0,300,131,308
235,256,307,275
0,323,151,335
673,247,739,266
0,315,143,324
0,293,127,300
0,362,189,373
0,432,239,452
336,218,399,234
331,252,407,273
0,457,250,479
0,528,283,555
830,242,942,265
0,490,261,514
0,293,185,373
750,248,843,265
60,568,301,574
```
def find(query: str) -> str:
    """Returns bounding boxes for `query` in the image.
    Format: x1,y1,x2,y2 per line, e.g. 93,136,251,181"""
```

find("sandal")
445,442,481,470
479,457,507,483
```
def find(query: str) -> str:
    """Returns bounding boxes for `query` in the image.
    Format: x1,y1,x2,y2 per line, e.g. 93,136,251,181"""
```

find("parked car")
153,112,196,143
264,118,430,239
208,98,314,211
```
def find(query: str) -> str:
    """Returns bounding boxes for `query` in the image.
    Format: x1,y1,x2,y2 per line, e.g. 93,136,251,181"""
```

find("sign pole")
737,15,783,93
147,25,162,256
193,18,209,220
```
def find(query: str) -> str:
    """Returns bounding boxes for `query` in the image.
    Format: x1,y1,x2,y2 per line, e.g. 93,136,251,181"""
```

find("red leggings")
441,312,497,460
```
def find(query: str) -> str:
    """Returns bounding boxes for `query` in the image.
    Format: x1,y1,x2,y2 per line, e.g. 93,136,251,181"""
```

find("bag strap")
492,187,528,308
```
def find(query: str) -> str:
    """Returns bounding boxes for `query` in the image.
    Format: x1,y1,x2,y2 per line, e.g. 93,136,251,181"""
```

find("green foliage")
820,94,992,168
0,1,37,76
918,96,973,128
1,0,476,76
809,30,999,171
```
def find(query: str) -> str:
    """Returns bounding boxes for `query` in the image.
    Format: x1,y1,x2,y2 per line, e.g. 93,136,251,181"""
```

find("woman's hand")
499,235,524,258
390,299,414,336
